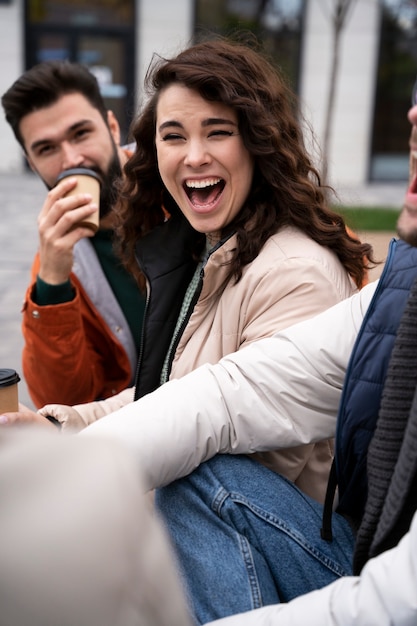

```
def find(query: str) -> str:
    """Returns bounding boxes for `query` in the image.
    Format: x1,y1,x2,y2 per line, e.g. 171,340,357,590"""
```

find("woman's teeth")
185,177,222,189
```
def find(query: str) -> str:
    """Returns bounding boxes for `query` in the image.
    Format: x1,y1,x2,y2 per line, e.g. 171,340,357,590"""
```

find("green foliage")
334,207,400,231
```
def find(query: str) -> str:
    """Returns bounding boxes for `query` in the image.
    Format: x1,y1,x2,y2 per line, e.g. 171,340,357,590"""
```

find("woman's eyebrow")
158,120,183,133
158,117,237,133
202,117,237,127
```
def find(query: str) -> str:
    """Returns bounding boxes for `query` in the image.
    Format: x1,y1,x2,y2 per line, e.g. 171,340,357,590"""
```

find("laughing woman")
31,36,371,423
111,36,370,401
14,42,371,421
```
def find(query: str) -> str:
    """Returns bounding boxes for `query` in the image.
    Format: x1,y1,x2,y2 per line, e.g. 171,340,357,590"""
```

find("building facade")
0,0,415,190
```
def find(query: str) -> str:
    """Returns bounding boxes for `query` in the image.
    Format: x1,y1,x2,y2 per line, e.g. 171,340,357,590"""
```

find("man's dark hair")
1,60,108,150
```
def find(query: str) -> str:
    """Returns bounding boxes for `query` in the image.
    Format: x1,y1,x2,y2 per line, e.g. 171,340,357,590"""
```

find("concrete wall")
300,0,380,188
137,0,193,104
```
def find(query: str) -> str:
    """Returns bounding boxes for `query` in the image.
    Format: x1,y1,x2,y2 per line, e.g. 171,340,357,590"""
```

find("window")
370,0,417,181
27,0,134,26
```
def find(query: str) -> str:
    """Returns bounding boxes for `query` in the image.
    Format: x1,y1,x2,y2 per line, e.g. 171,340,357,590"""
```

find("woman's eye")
209,130,235,138
162,133,184,141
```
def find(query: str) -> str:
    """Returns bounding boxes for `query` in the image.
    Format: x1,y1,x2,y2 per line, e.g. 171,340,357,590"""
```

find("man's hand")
37,176,98,285
0,404,56,428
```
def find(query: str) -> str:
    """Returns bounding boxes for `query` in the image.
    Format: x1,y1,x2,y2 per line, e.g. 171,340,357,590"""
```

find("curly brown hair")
114,35,372,289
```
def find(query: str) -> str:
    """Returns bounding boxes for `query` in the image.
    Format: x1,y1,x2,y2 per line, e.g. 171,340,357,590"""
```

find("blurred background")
0,0,416,190
0,0,415,407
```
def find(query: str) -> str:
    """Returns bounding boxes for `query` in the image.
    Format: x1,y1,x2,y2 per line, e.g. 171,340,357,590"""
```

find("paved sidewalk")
0,172,405,410
0,172,44,408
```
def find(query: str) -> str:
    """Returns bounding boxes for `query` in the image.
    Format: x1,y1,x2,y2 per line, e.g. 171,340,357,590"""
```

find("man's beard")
89,144,122,220
42,139,123,221
397,221,417,248
397,199,417,248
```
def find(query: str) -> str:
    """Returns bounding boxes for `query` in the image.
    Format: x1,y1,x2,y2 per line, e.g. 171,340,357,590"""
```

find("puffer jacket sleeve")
79,282,376,490
39,387,134,432
207,509,417,626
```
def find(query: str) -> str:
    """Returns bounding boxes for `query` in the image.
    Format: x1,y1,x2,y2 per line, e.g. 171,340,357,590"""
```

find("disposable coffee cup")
55,167,102,233
0,368,20,413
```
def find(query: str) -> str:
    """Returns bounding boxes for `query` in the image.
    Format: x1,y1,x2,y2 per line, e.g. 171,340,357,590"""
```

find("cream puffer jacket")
40,226,360,504
42,283,375,499
40,226,360,503
168,226,357,381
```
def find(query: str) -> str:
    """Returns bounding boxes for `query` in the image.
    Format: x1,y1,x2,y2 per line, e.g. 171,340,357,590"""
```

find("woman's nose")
183,139,210,167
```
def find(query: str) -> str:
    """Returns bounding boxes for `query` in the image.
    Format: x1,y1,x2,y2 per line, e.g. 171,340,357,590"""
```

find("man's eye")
74,128,90,140
37,145,54,156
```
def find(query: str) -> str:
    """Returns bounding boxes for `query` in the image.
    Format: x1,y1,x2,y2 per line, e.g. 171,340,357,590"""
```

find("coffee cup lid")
0,369,20,388
55,168,102,187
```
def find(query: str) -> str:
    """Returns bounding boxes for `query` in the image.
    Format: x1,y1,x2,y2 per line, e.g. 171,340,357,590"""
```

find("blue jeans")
155,454,355,625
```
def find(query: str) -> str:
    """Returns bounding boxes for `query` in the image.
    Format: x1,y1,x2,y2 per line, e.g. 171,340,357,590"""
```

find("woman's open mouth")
184,177,225,210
